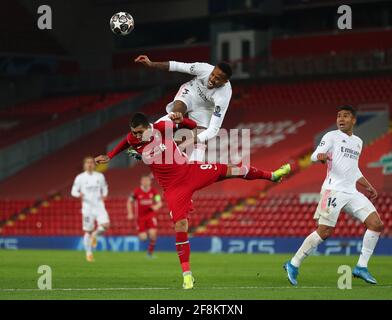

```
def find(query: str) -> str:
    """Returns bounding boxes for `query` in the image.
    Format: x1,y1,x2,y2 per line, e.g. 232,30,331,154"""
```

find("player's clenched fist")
169,112,184,123
134,55,152,67
95,155,110,164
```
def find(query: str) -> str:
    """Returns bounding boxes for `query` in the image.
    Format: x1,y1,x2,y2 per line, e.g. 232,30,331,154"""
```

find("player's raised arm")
154,113,197,133
98,135,131,163
135,55,210,76
134,55,169,71
311,132,333,163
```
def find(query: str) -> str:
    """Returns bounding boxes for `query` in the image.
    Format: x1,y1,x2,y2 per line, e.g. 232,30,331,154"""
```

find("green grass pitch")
0,250,391,300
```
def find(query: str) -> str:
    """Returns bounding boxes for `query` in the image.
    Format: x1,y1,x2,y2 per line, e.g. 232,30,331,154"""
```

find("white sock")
357,229,380,268
84,233,92,255
291,231,324,268
189,144,206,163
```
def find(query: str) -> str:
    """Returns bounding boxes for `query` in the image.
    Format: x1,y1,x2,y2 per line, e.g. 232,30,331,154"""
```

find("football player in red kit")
95,112,291,289
127,174,162,257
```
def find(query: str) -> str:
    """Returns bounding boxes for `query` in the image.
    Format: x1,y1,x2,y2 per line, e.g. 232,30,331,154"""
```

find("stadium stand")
0,194,240,236
193,192,392,238
1,76,391,237
0,92,138,148
195,132,392,238
271,30,392,58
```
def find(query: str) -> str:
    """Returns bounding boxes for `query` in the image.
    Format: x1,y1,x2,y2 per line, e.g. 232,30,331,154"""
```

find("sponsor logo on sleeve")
213,105,221,117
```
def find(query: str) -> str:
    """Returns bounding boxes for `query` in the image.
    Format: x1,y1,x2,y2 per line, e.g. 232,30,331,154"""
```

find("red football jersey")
130,187,160,219
107,119,197,191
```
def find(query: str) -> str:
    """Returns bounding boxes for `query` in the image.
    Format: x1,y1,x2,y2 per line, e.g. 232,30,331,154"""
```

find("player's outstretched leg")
284,225,330,285
174,219,194,289
353,212,383,284
84,232,94,262
227,163,291,182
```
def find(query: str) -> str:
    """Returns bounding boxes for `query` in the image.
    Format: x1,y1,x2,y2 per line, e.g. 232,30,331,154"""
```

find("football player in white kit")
284,105,384,285
134,55,232,162
71,157,110,262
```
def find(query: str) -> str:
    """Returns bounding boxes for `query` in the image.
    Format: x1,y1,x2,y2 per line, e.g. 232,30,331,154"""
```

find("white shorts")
82,208,110,232
314,189,377,227
166,82,213,128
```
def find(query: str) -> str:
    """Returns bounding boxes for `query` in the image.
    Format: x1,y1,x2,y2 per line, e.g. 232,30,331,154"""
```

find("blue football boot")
352,266,377,284
283,261,299,286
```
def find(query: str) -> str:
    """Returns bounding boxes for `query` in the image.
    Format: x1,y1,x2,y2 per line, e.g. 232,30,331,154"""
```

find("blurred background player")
134,55,232,163
127,174,162,257
71,157,110,262
284,105,384,286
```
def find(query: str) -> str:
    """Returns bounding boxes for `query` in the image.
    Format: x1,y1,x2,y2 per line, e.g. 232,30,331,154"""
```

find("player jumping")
127,174,162,257
95,112,291,289
134,55,232,163
71,157,111,262
284,105,384,285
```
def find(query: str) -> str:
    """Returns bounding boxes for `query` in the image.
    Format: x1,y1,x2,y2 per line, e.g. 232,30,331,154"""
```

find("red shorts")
164,163,227,223
137,216,158,233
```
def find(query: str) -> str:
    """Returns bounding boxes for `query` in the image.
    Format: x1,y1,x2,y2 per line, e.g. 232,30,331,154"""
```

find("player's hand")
367,186,378,200
80,193,84,200
95,155,110,164
134,55,152,67
169,112,183,124
127,212,134,220
317,153,331,164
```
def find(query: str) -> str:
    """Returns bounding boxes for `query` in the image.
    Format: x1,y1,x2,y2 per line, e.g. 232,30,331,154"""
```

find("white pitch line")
1,285,392,292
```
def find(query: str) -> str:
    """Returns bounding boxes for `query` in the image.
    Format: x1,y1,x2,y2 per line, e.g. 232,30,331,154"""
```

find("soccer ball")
110,12,134,36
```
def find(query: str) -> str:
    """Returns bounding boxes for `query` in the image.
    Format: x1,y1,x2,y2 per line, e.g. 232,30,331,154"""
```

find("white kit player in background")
284,105,384,286
134,55,233,162
71,156,110,262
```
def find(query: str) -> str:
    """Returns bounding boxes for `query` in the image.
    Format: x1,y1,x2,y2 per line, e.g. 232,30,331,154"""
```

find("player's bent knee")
365,213,384,232
148,229,157,240
139,233,148,241
317,225,334,240
174,219,188,232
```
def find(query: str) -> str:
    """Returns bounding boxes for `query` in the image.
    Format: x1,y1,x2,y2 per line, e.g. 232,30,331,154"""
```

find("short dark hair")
337,105,357,117
130,112,149,128
217,61,232,79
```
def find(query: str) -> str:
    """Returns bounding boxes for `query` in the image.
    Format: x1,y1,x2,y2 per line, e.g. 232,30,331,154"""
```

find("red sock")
175,232,191,273
148,239,156,255
243,166,272,180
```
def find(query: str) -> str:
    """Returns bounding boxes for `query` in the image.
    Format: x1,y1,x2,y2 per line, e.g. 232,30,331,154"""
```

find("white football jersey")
167,61,232,142
71,171,108,211
311,129,364,194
